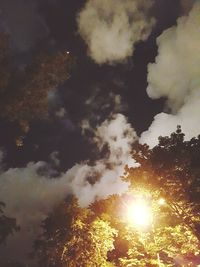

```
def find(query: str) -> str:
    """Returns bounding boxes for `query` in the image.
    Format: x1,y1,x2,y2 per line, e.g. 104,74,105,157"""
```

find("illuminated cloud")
80,89,127,134
77,0,155,64
68,114,137,206
141,3,200,147
0,114,137,259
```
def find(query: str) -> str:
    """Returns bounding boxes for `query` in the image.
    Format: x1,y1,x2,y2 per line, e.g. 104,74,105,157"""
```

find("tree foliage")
118,219,199,266
62,217,117,267
119,126,200,265
124,126,200,240
34,198,117,267
0,51,73,124
0,33,74,145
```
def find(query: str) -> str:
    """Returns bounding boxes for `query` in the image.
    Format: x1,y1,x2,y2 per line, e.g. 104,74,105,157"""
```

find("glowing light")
126,198,152,228
158,198,165,205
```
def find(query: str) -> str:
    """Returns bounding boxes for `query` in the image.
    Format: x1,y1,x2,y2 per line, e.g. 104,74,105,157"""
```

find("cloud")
49,151,60,167
140,3,200,147
55,107,67,118
0,150,4,164
69,114,137,206
80,89,127,134
0,113,137,261
0,161,70,262
0,0,49,52
77,0,155,64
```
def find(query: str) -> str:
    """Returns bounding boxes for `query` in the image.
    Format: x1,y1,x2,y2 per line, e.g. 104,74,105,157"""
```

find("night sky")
0,0,181,169
0,0,199,264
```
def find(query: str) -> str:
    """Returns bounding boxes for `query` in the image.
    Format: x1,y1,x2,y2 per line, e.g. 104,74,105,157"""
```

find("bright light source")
126,198,152,228
158,198,165,206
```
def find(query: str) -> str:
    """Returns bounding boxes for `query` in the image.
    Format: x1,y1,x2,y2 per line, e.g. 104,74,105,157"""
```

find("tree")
123,126,200,240
62,217,117,267
0,201,19,244
34,198,80,267
0,34,74,145
119,226,199,266
117,197,199,266
34,198,117,267
90,191,199,266
0,51,73,124
119,127,200,265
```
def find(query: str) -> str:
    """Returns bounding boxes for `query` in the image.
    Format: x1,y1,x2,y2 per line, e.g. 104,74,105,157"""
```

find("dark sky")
0,0,181,170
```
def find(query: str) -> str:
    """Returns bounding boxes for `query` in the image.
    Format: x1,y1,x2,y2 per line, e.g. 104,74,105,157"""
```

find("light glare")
126,199,152,228
158,198,165,205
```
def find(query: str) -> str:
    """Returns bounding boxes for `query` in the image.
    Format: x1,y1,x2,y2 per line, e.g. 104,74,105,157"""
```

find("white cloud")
69,114,137,206
77,0,155,64
141,3,200,147
0,114,137,260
